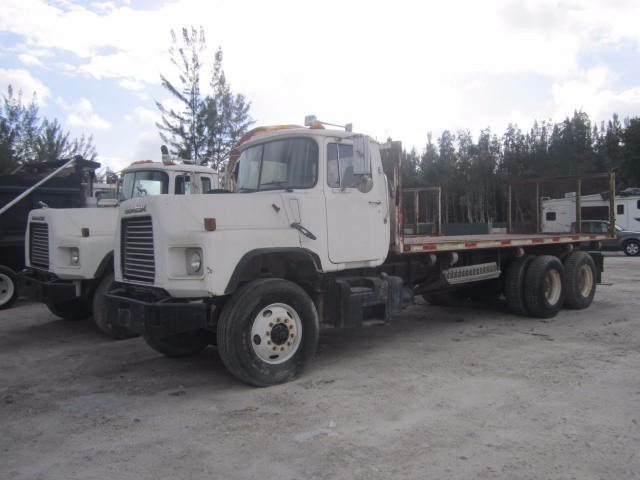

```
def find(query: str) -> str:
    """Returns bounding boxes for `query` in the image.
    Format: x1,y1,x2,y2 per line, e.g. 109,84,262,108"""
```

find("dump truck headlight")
70,247,80,265
186,248,202,274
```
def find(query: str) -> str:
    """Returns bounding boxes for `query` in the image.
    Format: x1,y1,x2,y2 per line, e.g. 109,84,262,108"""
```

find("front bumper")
103,288,210,337
18,268,78,303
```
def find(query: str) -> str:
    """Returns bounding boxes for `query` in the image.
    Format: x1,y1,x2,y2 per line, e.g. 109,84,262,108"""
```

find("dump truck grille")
121,216,155,283
29,222,49,269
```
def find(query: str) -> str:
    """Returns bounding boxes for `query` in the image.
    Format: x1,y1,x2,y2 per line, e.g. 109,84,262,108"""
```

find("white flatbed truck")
19,161,221,338
104,123,613,384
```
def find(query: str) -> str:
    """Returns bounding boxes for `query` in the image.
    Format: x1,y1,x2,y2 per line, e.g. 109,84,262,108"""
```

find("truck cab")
106,126,401,383
19,161,220,338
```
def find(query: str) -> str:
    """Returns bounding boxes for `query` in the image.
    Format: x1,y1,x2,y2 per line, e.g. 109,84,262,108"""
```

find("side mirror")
352,135,371,175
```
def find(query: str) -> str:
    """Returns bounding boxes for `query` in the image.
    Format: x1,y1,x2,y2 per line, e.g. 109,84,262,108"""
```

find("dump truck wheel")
504,255,534,316
524,255,565,318
46,298,91,320
0,266,18,310
217,278,319,387
92,273,139,339
143,330,209,358
563,252,596,310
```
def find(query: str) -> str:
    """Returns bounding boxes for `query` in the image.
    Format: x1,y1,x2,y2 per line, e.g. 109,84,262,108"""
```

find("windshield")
119,170,169,201
236,138,318,192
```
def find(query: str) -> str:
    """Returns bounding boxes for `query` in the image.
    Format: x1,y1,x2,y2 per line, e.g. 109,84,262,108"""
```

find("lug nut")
267,341,271,345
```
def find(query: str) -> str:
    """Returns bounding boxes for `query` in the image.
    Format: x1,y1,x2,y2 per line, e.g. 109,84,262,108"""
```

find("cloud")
0,68,50,105
118,78,145,90
18,53,43,67
551,66,640,122
125,106,160,125
64,97,111,130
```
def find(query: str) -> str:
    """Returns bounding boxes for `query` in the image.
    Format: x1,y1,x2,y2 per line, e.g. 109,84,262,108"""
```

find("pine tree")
155,27,207,163
202,48,253,169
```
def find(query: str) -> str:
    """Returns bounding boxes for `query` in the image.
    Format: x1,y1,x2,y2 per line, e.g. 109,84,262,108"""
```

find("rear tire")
563,252,596,309
624,240,640,256
217,278,319,387
46,298,91,320
504,255,534,316
0,266,18,310
143,330,209,358
524,255,564,318
92,273,138,339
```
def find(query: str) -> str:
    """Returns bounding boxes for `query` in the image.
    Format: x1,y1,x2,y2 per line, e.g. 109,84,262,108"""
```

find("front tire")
92,273,138,339
143,330,209,358
524,255,565,318
0,266,18,310
217,278,319,387
624,240,640,256
46,298,91,320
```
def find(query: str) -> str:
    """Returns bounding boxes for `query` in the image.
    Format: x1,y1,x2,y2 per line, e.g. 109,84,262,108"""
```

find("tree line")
401,111,640,224
0,86,96,174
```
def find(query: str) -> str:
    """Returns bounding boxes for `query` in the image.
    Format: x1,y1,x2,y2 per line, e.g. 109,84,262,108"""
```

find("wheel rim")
543,269,562,305
577,264,594,298
0,273,15,306
250,303,302,364
627,242,639,255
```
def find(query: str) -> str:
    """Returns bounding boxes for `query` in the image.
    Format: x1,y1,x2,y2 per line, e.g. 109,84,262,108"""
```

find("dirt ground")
1,253,639,480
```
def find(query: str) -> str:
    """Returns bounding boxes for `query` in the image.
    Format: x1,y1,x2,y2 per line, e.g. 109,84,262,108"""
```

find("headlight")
70,248,80,265
186,248,202,274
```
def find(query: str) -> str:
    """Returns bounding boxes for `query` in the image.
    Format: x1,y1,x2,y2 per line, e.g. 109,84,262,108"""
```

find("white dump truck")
104,122,613,385
19,160,221,338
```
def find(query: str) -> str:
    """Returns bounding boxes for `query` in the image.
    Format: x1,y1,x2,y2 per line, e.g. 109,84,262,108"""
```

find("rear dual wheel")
505,252,596,318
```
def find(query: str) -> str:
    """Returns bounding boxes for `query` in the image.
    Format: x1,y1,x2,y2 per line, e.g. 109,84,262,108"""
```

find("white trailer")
19,161,220,339
542,192,640,232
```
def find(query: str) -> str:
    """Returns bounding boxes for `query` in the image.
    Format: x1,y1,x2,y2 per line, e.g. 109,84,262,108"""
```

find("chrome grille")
30,222,49,269
121,216,155,283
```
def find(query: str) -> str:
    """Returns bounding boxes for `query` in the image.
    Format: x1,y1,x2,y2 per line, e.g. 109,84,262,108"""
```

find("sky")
1,0,640,172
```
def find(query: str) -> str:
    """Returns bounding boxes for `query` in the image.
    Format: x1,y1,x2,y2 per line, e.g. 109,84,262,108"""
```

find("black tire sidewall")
563,251,596,309
0,266,18,310
218,279,319,387
504,255,534,316
524,255,565,318
92,273,138,339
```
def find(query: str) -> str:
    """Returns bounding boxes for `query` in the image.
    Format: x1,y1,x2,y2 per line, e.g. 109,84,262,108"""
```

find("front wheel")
0,266,18,310
624,240,640,256
217,278,319,387
143,330,209,358
92,273,139,339
46,298,91,320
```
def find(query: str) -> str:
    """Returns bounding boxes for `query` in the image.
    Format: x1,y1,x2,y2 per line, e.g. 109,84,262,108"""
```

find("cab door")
324,141,389,263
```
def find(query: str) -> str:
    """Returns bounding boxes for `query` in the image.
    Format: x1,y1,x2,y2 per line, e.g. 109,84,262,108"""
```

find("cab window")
119,170,169,200
237,138,318,192
327,143,372,191
175,175,191,195
201,177,212,193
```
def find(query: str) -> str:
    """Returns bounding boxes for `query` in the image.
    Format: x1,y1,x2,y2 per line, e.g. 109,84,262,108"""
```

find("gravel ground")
1,253,639,480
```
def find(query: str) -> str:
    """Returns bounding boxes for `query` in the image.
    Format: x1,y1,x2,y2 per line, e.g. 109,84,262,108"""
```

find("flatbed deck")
402,232,613,253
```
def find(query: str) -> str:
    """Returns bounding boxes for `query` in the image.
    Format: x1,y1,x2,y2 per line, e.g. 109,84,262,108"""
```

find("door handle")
369,200,381,205
290,222,317,240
